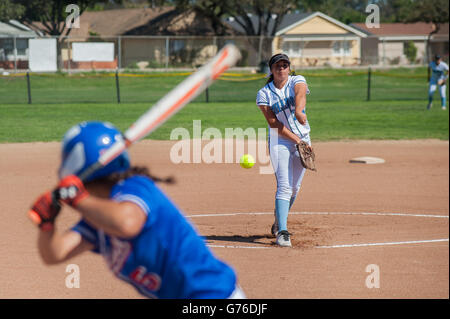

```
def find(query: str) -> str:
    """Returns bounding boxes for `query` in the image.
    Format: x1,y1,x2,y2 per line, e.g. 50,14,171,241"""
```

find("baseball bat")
79,43,241,180
28,44,241,226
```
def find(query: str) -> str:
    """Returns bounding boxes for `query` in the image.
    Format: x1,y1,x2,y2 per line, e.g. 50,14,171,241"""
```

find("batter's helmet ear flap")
58,121,130,182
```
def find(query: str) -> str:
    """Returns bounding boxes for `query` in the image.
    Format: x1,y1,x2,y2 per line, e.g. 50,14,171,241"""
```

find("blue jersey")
72,176,236,299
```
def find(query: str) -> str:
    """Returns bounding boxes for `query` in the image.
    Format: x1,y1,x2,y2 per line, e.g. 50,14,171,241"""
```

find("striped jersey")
256,75,310,139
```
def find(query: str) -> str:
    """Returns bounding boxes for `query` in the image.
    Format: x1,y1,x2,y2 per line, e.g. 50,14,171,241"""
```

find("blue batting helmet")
58,121,130,182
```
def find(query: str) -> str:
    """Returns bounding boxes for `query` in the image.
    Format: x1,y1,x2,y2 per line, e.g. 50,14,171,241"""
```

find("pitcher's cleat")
276,230,292,247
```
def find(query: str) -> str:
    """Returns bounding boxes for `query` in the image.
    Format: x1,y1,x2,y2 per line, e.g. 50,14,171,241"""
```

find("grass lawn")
0,99,447,143
1,67,447,143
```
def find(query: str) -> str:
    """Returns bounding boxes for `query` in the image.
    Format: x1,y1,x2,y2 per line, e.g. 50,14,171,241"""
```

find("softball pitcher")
28,121,245,299
256,53,311,247
427,54,449,110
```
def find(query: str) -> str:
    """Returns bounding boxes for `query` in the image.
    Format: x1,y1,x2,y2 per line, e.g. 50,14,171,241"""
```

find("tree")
12,0,119,36
170,0,302,36
171,0,232,35
226,0,299,37
401,0,449,62
169,0,300,61
376,0,415,23
298,0,369,24
0,0,25,21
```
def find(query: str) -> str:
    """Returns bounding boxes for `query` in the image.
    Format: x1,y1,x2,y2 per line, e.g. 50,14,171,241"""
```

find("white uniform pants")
269,132,309,201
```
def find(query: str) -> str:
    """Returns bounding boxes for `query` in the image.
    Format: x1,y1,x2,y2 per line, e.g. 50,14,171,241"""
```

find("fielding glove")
296,141,317,172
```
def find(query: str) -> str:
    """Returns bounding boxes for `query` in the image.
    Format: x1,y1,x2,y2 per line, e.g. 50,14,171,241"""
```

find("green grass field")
0,67,448,142
0,100,447,143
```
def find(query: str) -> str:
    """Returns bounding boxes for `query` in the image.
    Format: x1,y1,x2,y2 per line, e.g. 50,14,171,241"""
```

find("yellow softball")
240,154,255,169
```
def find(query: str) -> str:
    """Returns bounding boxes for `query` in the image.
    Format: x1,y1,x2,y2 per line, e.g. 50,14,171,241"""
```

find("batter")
28,121,245,299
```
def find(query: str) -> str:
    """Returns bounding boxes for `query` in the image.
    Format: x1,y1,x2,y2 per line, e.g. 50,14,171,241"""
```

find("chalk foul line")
315,238,449,249
187,211,449,219
192,211,449,250
205,238,449,250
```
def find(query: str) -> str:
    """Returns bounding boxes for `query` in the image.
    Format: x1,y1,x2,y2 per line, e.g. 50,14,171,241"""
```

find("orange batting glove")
54,175,89,208
28,191,61,232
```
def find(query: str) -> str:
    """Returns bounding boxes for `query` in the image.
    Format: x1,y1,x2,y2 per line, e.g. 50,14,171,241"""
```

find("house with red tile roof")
351,22,449,65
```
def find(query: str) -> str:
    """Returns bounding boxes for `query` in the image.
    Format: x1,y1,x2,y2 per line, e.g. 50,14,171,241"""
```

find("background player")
256,53,312,247
28,121,245,299
427,54,449,110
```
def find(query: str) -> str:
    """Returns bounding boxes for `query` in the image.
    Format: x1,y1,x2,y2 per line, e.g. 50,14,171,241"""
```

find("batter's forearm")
37,230,72,264
38,230,59,264
37,227,91,265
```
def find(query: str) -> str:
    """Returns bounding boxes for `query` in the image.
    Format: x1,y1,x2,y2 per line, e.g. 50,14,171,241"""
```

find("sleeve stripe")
113,194,150,215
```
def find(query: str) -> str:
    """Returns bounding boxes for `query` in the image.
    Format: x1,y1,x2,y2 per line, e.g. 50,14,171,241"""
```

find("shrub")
403,41,417,64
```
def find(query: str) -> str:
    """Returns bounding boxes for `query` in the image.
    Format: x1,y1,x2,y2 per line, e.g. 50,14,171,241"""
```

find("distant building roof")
77,7,174,36
351,22,449,37
29,7,236,37
0,20,39,37
125,8,237,36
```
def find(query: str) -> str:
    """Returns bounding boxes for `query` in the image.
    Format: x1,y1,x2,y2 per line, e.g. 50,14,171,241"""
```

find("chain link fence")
1,68,442,105
0,35,271,72
1,34,445,105
1,35,441,73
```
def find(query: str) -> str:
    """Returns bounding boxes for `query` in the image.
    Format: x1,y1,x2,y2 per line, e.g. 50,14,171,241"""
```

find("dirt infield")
0,139,448,299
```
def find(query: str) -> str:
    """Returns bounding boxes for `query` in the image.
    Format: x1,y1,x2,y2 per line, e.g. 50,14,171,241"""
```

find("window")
0,38,29,59
0,39,14,60
282,41,302,57
171,39,185,53
16,39,28,56
332,41,352,56
343,41,351,55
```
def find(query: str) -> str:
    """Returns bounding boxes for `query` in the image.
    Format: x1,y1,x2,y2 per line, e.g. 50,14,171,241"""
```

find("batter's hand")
28,191,61,232
54,175,89,208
